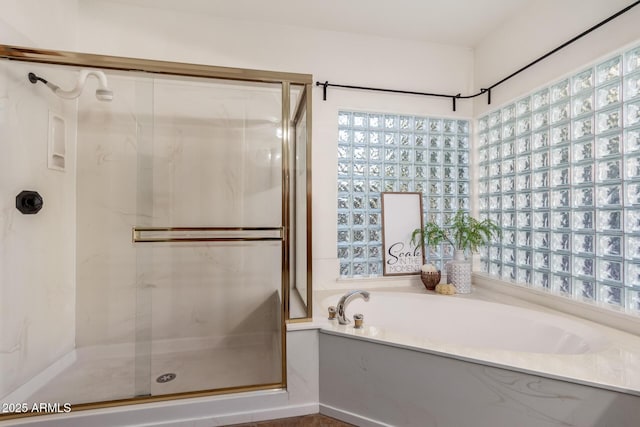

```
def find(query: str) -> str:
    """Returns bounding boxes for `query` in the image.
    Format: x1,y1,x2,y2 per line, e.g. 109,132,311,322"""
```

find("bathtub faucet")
336,290,370,325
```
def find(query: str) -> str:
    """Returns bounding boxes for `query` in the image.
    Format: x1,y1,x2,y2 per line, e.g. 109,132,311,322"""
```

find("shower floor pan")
25,341,280,406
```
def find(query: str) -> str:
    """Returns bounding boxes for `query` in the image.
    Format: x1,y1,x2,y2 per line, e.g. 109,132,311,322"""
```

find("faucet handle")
328,306,337,320
353,313,364,329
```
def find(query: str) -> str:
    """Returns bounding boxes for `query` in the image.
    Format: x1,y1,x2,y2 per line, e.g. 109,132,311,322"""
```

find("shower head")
95,88,114,102
28,69,113,102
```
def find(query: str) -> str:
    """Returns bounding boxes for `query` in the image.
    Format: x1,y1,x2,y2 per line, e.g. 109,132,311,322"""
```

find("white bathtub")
316,288,640,426
321,291,608,354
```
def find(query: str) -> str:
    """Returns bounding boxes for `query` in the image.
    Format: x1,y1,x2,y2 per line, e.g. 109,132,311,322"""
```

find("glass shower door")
133,77,285,397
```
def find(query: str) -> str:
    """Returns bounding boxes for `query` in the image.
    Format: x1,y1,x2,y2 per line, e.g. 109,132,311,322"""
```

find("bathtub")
316,287,640,427
321,291,608,354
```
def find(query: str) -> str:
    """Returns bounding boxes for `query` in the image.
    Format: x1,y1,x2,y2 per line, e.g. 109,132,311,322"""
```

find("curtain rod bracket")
316,80,329,101
452,93,461,112
481,88,491,105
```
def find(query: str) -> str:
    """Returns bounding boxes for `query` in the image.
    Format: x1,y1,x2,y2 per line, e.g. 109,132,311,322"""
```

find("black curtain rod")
316,0,640,111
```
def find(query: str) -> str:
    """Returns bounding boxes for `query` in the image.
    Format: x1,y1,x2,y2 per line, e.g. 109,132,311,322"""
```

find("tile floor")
229,414,355,426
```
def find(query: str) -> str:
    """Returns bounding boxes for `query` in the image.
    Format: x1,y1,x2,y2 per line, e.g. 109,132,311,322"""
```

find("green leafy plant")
411,209,501,254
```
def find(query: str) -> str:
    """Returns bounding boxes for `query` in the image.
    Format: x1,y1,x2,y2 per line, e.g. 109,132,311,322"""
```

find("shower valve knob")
16,190,43,214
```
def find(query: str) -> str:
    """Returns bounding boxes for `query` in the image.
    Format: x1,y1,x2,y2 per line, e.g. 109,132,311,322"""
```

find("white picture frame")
381,192,425,276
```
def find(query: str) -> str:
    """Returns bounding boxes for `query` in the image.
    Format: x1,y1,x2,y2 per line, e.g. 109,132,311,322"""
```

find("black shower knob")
16,190,43,214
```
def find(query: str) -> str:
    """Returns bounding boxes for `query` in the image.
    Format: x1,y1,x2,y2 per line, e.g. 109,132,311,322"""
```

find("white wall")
0,0,78,49
76,0,475,290
0,61,78,399
473,0,640,116
0,0,80,401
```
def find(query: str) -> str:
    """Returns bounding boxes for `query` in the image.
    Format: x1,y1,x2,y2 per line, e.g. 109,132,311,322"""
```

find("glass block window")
337,111,470,277
478,43,640,314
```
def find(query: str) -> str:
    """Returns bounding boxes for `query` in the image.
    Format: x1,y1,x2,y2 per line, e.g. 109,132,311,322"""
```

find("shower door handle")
131,226,283,243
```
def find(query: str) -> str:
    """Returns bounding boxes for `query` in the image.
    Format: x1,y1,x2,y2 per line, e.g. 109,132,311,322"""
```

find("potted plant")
412,209,500,293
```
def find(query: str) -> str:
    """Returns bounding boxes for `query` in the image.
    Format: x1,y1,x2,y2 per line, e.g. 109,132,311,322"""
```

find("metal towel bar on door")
131,226,284,243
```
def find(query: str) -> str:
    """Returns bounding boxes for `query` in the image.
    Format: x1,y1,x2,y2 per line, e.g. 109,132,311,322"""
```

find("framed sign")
381,192,425,276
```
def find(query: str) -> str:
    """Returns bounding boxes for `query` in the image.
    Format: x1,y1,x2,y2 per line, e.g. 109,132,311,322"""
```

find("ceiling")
101,0,534,48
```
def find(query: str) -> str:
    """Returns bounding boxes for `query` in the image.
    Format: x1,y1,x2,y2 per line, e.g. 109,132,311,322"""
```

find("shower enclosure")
0,45,312,418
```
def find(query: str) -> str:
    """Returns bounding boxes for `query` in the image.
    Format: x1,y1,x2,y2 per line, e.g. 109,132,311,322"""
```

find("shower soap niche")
48,111,65,171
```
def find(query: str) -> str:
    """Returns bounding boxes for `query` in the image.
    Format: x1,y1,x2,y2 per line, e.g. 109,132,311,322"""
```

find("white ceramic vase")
447,249,472,294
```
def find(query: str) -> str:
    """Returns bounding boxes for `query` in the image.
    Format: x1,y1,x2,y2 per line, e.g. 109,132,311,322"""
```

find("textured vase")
447,249,472,294
420,270,441,290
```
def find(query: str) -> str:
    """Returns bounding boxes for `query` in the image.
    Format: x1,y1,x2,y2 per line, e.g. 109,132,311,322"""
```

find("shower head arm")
28,72,62,93
53,69,109,99
28,72,47,85
28,69,112,101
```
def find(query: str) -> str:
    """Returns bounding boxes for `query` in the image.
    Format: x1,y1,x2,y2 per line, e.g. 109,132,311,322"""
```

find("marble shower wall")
75,74,284,352
0,61,77,398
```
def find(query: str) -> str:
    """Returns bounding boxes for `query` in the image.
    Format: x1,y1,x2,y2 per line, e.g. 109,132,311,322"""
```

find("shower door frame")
0,44,313,416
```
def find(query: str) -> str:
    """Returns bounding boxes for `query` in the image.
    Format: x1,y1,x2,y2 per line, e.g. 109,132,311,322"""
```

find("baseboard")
1,350,77,403
129,402,319,427
1,391,317,427
202,402,319,427
320,403,391,427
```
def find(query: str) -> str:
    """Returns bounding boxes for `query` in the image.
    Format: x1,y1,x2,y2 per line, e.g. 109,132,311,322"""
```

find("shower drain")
156,373,176,383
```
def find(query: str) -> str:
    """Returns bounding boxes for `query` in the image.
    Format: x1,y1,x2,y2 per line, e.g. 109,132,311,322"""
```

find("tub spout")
336,290,370,325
